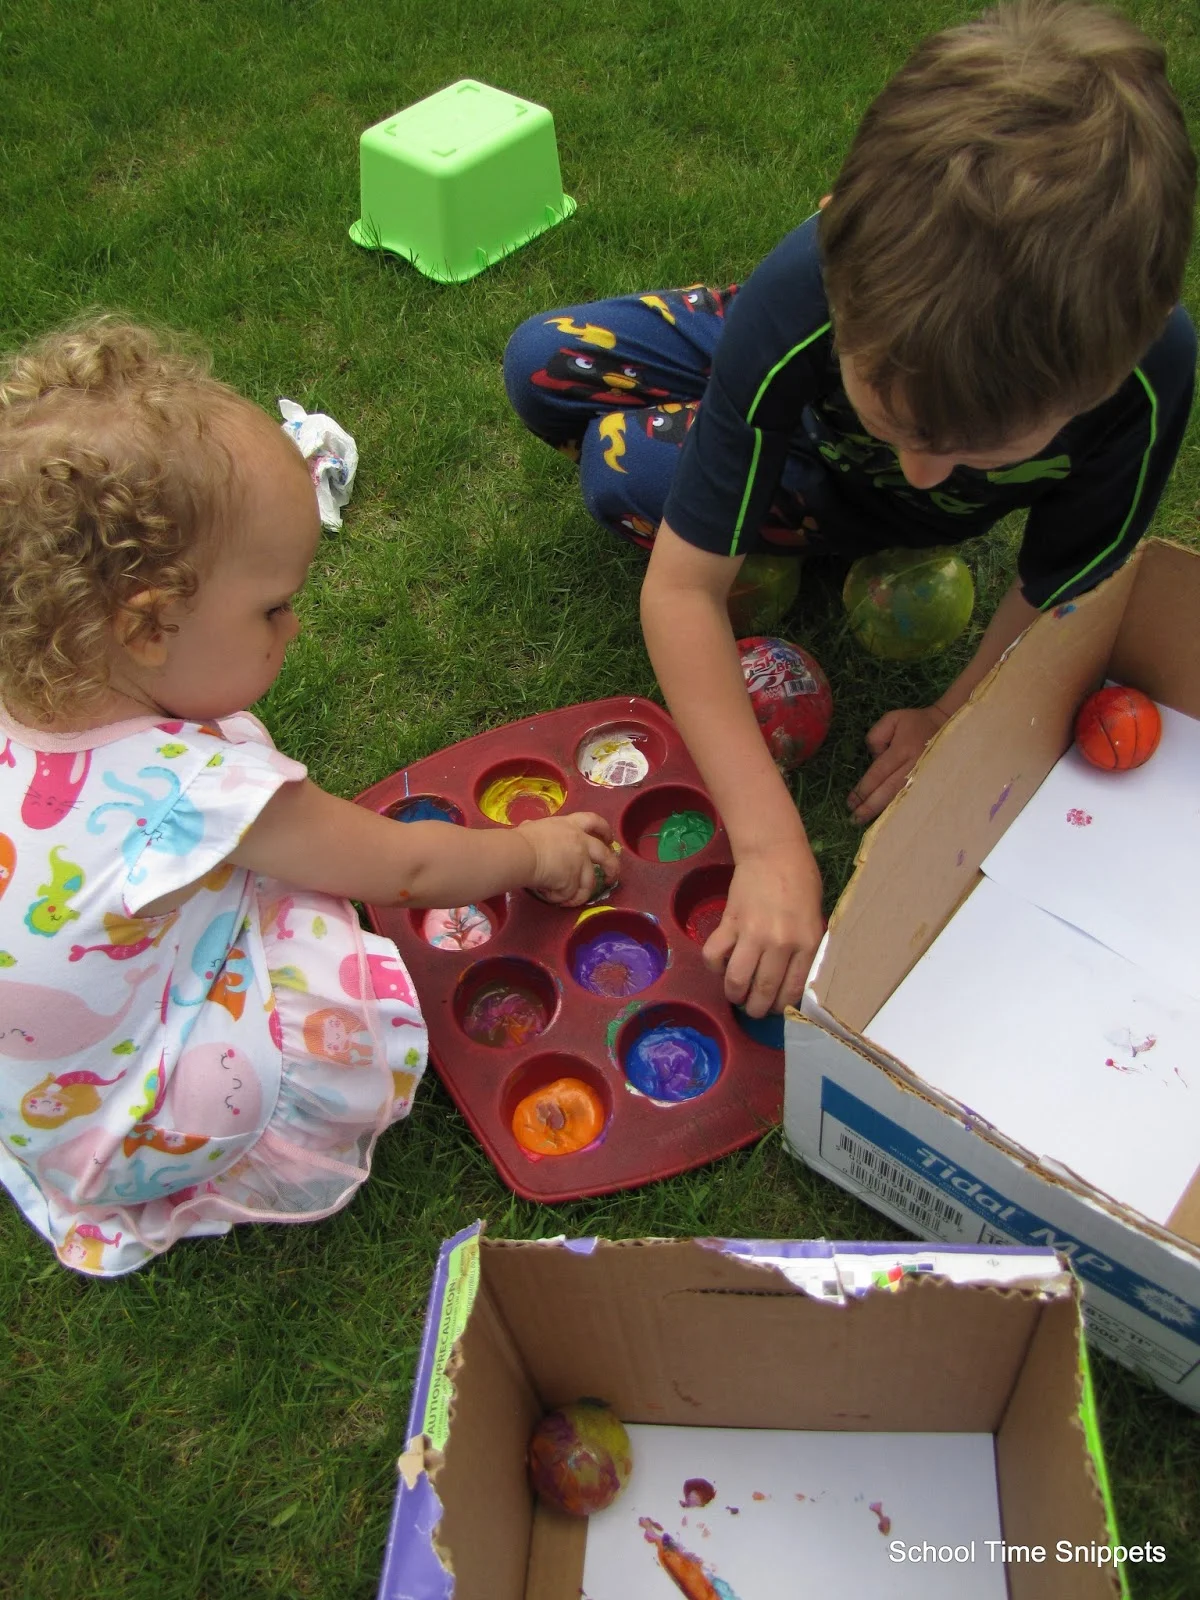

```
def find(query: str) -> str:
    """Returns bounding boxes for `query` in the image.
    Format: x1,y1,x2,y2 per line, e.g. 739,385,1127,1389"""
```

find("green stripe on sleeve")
1040,367,1159,608
728,319,832,556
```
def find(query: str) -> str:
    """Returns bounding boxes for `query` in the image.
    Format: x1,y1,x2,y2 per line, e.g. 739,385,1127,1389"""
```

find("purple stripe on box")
377,1223,481,1600
378,1475,453,1600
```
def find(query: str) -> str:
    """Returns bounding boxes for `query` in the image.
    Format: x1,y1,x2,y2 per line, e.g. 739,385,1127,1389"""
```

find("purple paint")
573,930,665,997
988,781,1013,821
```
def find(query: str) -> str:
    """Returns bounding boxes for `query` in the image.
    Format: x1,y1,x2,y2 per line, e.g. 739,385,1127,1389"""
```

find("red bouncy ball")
528,1399,633,1515
1074,686,1162,771
737,636,833,770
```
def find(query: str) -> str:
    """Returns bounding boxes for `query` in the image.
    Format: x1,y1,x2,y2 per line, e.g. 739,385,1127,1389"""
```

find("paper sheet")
981,703,1200,1000
581,1424,1006,1599
866,879,1200,1223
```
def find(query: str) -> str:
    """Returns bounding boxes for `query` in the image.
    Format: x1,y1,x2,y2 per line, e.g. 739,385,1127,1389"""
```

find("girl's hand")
518,813,619,906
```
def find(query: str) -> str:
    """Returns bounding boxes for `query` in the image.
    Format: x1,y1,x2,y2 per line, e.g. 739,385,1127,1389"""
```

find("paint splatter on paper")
681,1478,716,1508
869,1500,892,1535
1065,807,1093,827
639,1519,742,1600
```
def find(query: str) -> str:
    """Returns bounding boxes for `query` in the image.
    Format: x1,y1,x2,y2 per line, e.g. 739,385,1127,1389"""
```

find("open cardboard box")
378,1227,1128,1599
790,537,1200,1410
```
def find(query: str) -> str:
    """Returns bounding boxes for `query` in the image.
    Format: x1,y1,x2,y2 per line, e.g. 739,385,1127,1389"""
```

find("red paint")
681,1477,716,1507
1065,808,1093,827
353,697,783,1204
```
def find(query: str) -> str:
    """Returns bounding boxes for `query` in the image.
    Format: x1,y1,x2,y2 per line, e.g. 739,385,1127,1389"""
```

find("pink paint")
1066,807,1093,827
869,1500,892,1535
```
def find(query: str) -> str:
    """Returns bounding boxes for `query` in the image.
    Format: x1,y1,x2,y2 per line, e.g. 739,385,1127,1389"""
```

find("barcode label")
832,1129,969,1241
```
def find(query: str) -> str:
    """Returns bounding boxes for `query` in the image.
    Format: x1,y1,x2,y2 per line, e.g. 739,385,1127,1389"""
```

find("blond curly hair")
0,315,261,724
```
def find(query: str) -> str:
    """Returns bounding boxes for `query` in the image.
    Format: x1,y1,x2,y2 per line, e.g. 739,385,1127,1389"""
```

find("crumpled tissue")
279,398,359,529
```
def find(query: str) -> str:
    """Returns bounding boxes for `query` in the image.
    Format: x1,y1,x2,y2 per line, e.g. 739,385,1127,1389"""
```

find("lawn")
2,0,1198,1595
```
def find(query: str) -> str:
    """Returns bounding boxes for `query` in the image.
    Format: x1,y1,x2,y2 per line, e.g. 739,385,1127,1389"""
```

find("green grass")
2,0,1199,1595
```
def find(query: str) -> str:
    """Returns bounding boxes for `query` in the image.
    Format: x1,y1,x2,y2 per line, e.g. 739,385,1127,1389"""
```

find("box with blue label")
790,538,1200,1410
379,1228,1128,1599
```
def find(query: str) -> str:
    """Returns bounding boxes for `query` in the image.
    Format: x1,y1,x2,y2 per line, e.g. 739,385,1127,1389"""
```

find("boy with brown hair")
504,0,1197,1019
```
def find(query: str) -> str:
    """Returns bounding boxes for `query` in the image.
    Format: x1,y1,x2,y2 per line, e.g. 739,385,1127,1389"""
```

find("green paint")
1077,1334,1131,1599
606,1001,643,1052
654,810,714,862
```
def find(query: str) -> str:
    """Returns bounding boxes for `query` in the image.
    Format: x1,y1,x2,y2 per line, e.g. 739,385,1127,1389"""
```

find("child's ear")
115,590,170,669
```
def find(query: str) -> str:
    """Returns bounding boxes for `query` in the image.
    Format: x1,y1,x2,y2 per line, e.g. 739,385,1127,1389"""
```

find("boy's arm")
850,307,1196,824
848,581,1038,822
641,521,825,1017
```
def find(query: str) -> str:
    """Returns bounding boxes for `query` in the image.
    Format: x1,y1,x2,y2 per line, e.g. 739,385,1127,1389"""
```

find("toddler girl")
0,317,617,1276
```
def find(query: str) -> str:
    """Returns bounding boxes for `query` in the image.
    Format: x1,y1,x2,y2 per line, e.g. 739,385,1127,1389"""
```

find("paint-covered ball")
1074,685,1161,771
738,636,833,770
843,547,974,661
528,1399,633,1515
727,554,801,636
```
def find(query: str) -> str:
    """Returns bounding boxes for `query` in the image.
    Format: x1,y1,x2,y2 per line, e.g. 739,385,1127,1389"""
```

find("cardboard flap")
1167,1165,1200,1248
1110,540,1200,717
485,1240,1044,1431
817,557,1136,1031
995,1297,1119,1600
432,1280,542,1600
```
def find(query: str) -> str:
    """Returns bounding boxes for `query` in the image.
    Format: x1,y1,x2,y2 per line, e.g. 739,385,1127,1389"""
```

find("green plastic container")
350,79,576,283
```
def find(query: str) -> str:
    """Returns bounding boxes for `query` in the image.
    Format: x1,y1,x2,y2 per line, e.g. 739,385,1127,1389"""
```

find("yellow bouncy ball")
843,546,975,661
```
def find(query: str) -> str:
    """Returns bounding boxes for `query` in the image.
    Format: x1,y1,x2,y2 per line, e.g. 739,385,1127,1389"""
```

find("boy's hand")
518,813,619,906
702,845,826,1017
848,705,948,823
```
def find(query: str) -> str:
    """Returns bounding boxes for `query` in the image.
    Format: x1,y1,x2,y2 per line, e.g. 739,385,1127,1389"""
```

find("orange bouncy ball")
512,1077,605,1155
1074,686,1162,771
528,1399,633,1515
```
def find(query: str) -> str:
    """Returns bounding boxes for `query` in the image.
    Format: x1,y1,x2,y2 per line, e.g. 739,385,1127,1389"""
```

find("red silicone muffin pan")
355,696,783,1201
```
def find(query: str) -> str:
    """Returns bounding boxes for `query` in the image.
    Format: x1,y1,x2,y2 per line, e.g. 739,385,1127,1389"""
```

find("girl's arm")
226,778,617,908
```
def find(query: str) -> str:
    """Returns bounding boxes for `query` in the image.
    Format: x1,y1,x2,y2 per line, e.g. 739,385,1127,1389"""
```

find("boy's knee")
503,314,557,428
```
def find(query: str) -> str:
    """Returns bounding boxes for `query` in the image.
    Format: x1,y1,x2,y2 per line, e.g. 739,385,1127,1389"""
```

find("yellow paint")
544,316,617,349
478,775,566,825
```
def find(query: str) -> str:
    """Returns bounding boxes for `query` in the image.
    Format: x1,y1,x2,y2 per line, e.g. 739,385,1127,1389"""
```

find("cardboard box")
790,538,1200,1410
378,1227,1127,1599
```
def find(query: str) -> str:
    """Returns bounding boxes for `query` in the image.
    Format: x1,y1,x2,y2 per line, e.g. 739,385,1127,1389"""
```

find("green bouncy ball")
843,547,975,662
727,554,801,636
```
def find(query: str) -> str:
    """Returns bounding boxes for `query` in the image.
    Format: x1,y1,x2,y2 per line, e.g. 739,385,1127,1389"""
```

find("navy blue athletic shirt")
663,214,1196,608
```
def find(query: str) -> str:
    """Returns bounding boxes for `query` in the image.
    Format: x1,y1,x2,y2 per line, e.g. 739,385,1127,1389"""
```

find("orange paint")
1074,685,1161,770
512,1078,605,1156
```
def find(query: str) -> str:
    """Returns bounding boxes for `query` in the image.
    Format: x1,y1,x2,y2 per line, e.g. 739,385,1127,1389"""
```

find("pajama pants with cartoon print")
502,285,818,555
